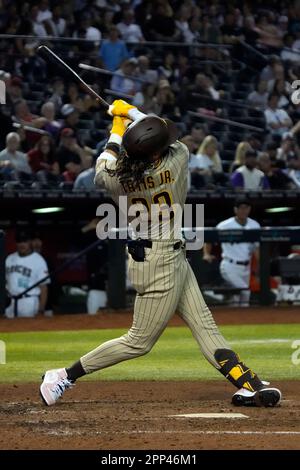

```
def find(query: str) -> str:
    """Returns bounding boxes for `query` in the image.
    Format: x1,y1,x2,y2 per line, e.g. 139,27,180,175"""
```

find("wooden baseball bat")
37,45,109,109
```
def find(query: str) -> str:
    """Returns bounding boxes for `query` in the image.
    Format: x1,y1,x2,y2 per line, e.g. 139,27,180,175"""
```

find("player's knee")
128,345,151,358
140,343,153,355
121,334,153,356
126,343,152,357
132,342,152,356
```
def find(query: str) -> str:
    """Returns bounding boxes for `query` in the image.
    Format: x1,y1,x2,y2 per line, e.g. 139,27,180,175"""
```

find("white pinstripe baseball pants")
80,241,230,373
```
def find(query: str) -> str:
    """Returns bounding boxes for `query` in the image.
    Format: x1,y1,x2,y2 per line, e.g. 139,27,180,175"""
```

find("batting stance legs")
80,242,230,373
40,242,281,407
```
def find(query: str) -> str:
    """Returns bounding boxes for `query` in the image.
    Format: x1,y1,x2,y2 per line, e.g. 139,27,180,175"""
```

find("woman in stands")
27,135,60,185
230,141,253,173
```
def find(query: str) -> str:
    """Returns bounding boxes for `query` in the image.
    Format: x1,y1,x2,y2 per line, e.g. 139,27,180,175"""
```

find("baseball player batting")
40,100,281,408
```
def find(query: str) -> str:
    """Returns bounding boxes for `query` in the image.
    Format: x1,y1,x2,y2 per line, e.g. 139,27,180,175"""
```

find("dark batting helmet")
122,115,179,160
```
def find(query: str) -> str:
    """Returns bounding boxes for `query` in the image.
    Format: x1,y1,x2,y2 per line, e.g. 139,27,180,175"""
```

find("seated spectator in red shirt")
27,135,60,184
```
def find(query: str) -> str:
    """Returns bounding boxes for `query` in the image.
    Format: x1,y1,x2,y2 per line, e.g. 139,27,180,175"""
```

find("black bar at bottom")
0,450,298,465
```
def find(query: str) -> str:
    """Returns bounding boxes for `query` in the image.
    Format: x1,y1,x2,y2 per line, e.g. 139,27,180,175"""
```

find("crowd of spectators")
1,0,300,191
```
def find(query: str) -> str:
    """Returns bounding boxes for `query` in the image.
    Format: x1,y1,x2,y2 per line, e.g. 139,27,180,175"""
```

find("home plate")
169,413,248,419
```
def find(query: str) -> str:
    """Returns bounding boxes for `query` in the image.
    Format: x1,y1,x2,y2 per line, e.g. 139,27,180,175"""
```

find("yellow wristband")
111,116,126,137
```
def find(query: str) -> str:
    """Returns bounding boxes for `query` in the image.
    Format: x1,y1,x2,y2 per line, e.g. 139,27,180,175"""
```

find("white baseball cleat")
232,386,282,407
40,368,74,406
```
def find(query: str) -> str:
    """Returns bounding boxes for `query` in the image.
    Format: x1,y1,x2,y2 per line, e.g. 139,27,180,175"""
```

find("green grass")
0,324,300,383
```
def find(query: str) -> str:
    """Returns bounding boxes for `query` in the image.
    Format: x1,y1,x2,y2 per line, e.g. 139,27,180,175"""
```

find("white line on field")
45,429,300,436
169,413,248,419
